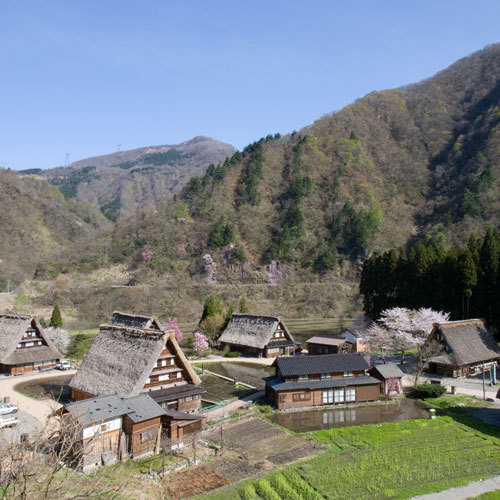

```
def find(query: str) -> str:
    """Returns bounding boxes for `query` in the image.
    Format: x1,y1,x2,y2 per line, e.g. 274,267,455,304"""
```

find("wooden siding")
142,346,186,390
271,383,380,410
0,360,58,375
307,342,354,355
81,428,121,471
123,416,161,458
71,388,94,401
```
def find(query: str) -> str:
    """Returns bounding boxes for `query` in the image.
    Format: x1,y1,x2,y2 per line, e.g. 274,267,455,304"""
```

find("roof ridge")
112,310,157,319
231,313,281,320
100,324,164,335
0,313,32,320
439,319,484,327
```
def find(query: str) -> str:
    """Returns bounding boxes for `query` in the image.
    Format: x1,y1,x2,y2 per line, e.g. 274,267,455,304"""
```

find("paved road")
409,475,500,499
0,410,42,443
0,369,76,426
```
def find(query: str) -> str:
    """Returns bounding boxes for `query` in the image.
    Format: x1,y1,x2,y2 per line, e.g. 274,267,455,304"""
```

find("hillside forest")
2,43,500,325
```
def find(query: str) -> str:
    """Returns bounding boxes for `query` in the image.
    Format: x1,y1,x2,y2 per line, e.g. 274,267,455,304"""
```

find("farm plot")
201,416,500,500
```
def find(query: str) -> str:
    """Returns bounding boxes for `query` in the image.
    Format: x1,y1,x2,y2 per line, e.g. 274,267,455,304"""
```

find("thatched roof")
111,311,162,330
429,319,500,367
218,314,295,349
69,325,200,398
0,313,61,365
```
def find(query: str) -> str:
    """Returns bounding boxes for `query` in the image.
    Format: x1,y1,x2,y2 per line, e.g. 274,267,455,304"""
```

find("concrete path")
192,355,275,365
0,370,76,425
204,391,265,419
409,475,500,499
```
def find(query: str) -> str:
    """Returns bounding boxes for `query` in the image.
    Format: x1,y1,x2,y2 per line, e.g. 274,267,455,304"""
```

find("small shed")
306,336,354,355
370,364,404,398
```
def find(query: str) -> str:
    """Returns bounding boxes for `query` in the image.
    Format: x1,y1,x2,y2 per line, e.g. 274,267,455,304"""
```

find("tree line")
360,229,500,332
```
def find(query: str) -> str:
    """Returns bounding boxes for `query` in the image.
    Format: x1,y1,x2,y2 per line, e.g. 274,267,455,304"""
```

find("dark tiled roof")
65,393,165,427
432,319,500,366
341,327,370,339
265,375,380,392
276,353,369,377
147,384,206,403
370,363,404,379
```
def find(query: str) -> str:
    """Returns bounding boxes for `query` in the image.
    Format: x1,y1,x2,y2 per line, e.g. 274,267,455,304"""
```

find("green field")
202,416,500,500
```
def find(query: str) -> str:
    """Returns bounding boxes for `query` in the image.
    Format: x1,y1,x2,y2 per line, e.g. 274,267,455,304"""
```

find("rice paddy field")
201,416,500,500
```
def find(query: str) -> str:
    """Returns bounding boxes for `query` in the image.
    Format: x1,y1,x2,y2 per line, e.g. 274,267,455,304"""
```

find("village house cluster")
0,310,499,472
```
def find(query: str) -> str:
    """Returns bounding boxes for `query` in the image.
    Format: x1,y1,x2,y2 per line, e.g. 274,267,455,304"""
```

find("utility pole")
482,363,486,400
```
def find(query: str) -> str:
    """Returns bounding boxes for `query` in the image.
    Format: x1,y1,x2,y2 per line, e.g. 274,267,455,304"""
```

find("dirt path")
0,370,76,425
409,475,500,499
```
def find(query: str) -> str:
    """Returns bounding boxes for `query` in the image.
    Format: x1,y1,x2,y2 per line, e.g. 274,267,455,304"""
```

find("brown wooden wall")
272,383,380,410
82,428,120,471
123,416,161,458
0,360,58,375
71,388,94,401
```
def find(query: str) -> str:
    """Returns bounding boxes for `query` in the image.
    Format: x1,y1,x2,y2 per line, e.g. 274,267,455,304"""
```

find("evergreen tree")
239,296,249,313
49,304,63,328
457,250,477,319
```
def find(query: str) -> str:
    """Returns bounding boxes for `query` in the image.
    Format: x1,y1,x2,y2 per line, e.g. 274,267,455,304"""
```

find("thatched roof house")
218,313,299,357
0,313,61,375
427,319,500,378
70,324,204,412
111,311,162,331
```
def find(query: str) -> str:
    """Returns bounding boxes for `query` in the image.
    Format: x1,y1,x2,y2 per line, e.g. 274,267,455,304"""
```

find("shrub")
258,404,273,414
412,383,447,399
224,351,241,358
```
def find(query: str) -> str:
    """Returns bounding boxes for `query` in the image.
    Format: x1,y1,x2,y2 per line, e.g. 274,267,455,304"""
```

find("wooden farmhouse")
426,319,500,379
265,353,381,410
218,314,300,357
339,327,370,352
64,394,165,471
69,319,205,414
370,363,404,398
0,313,61,375
306,336,354,355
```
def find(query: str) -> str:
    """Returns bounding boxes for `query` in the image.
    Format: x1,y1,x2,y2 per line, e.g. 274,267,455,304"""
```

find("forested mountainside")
106,43,500,285
0,169,112,288
35,136,235,219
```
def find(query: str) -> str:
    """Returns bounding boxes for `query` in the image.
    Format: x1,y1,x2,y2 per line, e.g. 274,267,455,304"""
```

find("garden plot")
201,416,500,500
166,465,230,500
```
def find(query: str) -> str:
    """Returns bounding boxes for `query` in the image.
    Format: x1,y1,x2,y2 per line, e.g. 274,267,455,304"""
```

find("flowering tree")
364,323,395,363
368,307,450,364
192,331,209,356
163,318,183,342
45,327,70,355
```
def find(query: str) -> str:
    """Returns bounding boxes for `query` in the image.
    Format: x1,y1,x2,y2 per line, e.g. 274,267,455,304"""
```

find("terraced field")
201,416,500,500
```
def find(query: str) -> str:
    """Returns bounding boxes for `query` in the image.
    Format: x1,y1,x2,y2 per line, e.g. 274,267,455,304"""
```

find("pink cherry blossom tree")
163,317,183,342
45,327,70,356
364,323,395,363
193,331,209,357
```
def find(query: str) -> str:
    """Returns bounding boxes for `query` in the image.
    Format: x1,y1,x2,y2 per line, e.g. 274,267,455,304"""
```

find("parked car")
55,361,71,370
0,415,18,429
0,402,18,415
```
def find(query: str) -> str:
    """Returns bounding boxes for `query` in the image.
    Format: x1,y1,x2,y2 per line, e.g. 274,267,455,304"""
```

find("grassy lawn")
424,394,493,414
201,416,500,500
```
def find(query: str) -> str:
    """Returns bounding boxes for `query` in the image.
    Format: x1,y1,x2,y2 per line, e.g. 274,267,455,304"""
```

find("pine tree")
49,304,63,328
457,250,477,319
239,296,249,313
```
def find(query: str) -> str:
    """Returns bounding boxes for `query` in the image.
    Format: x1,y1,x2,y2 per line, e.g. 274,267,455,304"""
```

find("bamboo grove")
360,229,500,333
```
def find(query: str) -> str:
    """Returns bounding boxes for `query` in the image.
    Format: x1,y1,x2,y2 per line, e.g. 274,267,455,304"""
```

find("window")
17,343,22,348
321,373,331,379
292,392,311,402
345,389,356,402
161,359,167,367
343,371,353,377
159,374,170,381
334,389,344,403
99,423,109,433
186,396,193,401
141,430,155,443
37,341,42,345
267,347,280,354
298,374,308,381
146,377,151,384
170,358,174,365
322,390,333,404
194,395,199,400
176,371,181,378
279,394,287,403
26,342,34,347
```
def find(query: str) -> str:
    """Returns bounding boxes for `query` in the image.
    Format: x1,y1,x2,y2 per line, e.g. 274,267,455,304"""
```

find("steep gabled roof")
218,314,295,349
69,325,200,398
276,353,369,377
111,311,162,331
0,313,61,365
430,319,500,367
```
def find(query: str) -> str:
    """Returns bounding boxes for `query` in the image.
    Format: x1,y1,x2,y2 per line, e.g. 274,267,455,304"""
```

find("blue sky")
1,1,500,170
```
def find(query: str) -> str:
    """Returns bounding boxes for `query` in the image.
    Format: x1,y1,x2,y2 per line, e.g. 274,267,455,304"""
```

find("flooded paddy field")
14,375,72,403
270,398,431,432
